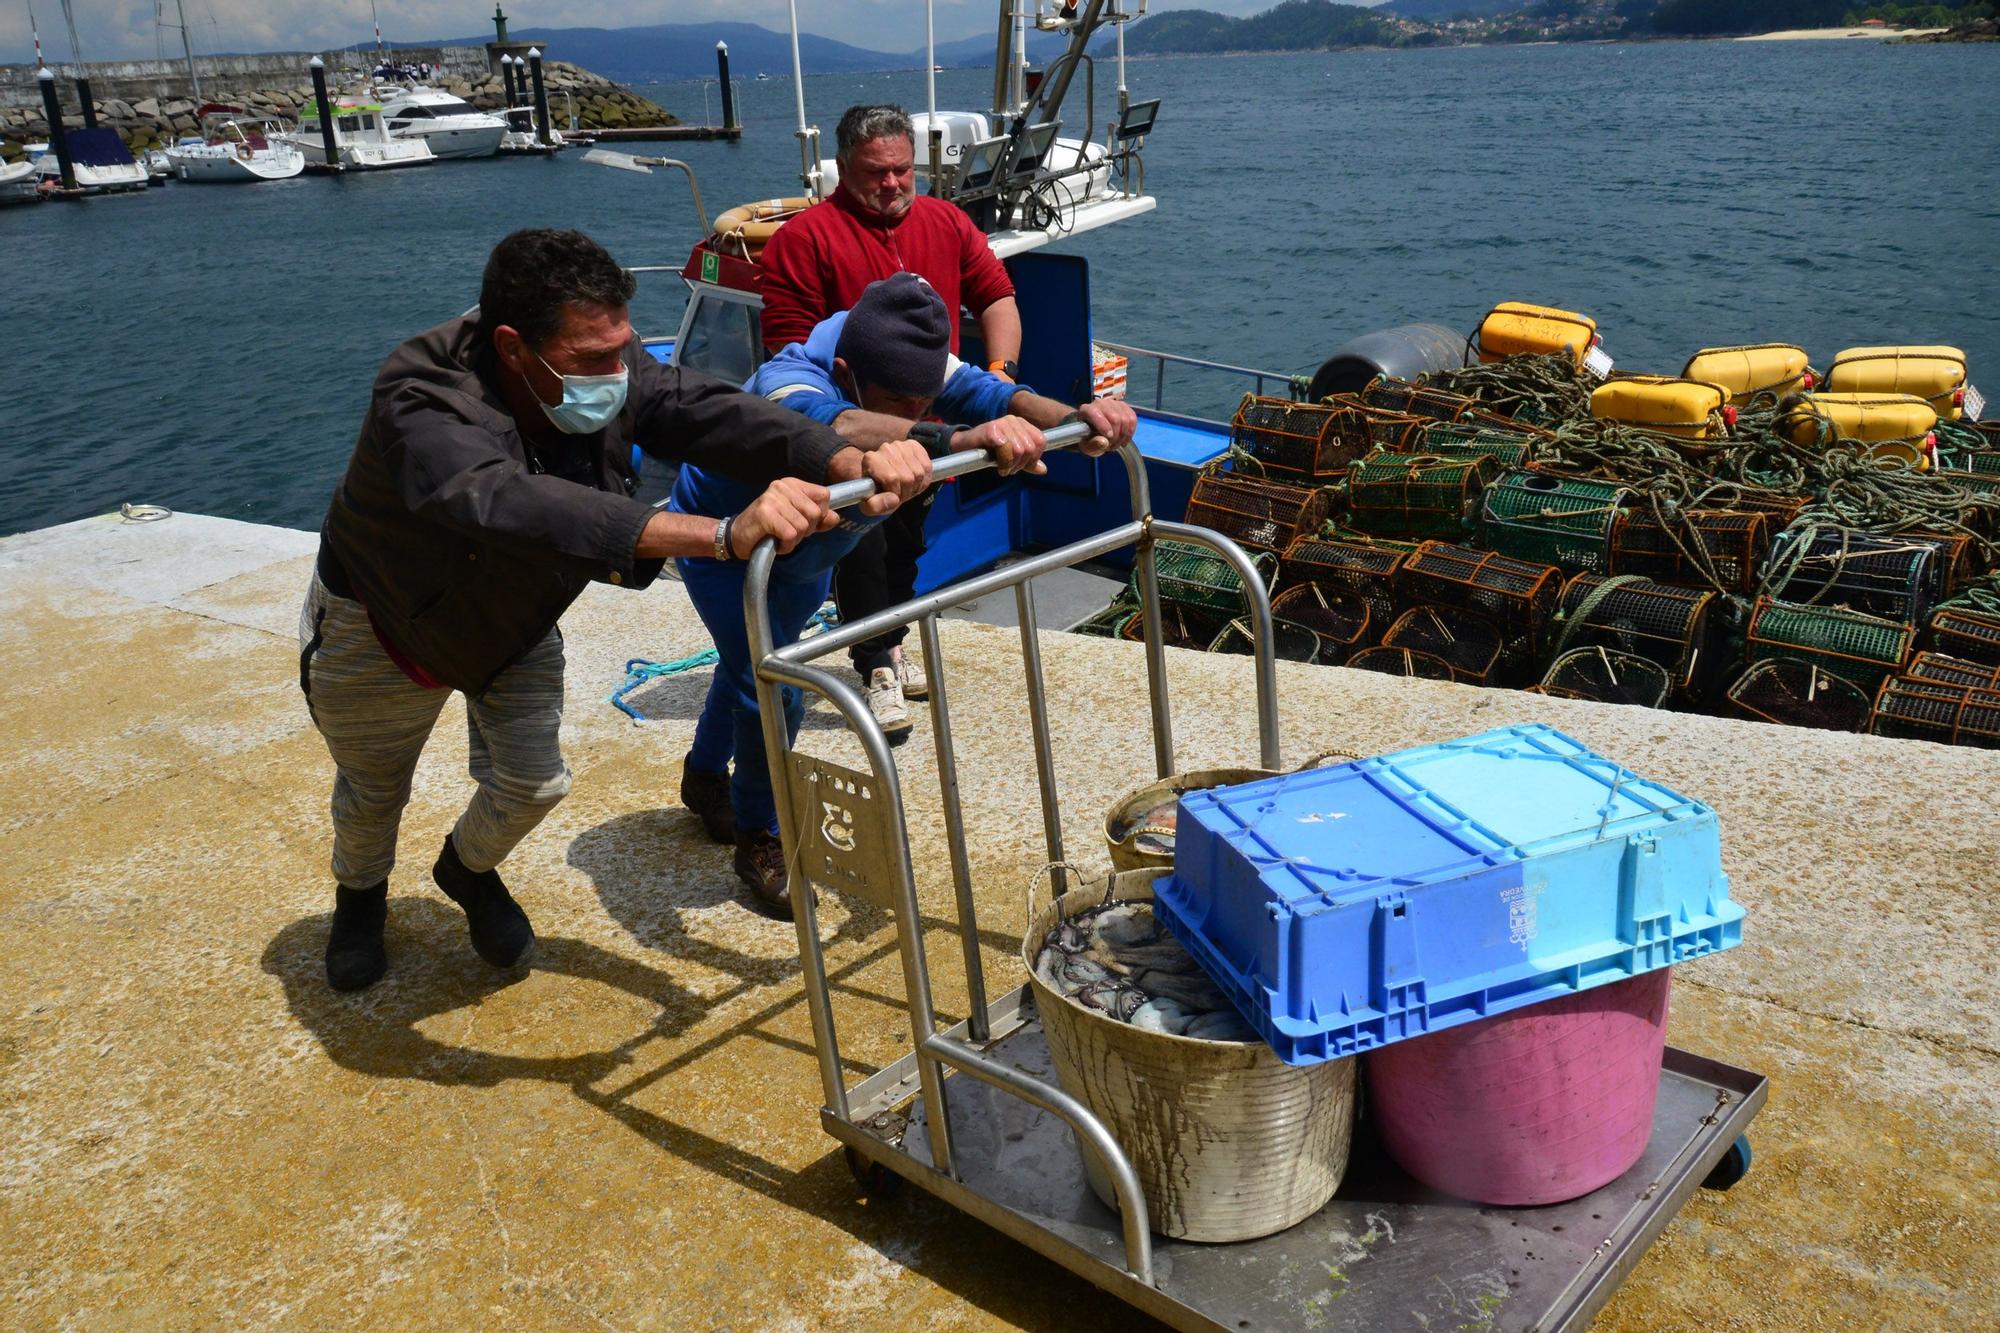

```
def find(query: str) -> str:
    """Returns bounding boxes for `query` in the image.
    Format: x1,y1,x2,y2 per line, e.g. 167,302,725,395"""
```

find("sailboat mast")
58,0,82,70
175,0,201,100
28,0,45,69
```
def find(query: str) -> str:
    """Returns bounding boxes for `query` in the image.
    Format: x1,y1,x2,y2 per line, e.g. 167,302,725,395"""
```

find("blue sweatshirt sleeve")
743,337,859,427
935,362,1034,427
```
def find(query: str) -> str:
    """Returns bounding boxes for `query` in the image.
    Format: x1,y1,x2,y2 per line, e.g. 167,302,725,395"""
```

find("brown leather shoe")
733,829,802,921
681,758,735,844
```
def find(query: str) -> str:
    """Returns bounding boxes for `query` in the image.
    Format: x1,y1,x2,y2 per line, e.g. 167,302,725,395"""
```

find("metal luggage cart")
745,429,1766,1332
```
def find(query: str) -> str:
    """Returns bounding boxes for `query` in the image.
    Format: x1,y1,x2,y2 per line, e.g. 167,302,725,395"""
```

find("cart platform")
831,988,1765,1333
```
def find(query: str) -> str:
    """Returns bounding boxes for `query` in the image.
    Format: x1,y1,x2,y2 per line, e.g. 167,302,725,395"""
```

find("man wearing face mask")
671,275,1134,917
299,228,930,993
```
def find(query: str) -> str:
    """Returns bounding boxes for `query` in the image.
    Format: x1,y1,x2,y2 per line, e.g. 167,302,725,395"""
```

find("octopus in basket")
1035,903,1256,1042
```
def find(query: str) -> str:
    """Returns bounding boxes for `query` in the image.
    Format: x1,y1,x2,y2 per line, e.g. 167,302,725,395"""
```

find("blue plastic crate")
1154,724,1742,1066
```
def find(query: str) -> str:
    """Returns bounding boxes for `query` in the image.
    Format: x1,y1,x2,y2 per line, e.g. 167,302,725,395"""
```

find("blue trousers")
678,524,869,834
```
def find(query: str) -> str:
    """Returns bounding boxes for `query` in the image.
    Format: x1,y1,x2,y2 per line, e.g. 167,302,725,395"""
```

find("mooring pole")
309,56,339,169
37,67,76,190
715,41,736,131
527,46,551,146
73,73,96,129
501,53,517,106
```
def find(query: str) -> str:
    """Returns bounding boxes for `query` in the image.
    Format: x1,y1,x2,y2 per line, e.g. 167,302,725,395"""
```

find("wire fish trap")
1532,647,1672,709
1131,538,1276,619
1904,651,2000,689
1744,597,1915,692
1120,599,1231,651
1409,422,1540,470
1344,453,1495,541
1479,471,1631,574
1380,605,1505,685
1183,471,1333,555
1230,396,1385,481
1268,583,1372,662
1763,526,1940,626
1072,601,1140,639
1396,541,1563,662
1345,645,1458,681
1555,575,1717,694
1609,507,1770,594
1929,604,2000,666
1868,677,2000,748
1724,658,1873,732
1278,536,1405,628
1360,377,1523,430
1208,616,1324,665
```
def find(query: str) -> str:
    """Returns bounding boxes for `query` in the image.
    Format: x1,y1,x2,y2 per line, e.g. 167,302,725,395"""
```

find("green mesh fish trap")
1479,471,1631,574
1610,507,1771,594
1724,657,1873,732
1868,677,2000,748
1396,540,1563,660
1762,526,1940,626
1071,601,1140,639
1230,396,1383,481
1745,597,1915,691
1556,575,1718,693
1269,583,1372,661
1345,645,1458,681
1407,422,1540,470
1381,605,1505,685
1929,604,2000,666
1345,453,1494,541
1531,647,1672,709
1129,539,1275,618
1278,536,1405,628
1208,616,1324,665
1183,471,1334,554
1904,651,2000,689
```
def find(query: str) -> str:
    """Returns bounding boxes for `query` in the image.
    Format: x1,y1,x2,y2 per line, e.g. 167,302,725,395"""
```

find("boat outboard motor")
1305,323,1469,401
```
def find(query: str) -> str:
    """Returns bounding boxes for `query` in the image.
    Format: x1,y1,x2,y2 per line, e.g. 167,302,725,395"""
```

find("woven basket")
1103,768,1279,873
1025,872,1356,1242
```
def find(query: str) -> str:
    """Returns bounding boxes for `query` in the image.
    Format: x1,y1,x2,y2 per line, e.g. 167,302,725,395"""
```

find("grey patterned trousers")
297,574,572,889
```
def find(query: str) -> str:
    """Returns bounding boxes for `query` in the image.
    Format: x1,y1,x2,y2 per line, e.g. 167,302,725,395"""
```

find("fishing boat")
164,106,306,183
0,154,39,205
279,98,436,171
34,126,150,195
375,86,508,160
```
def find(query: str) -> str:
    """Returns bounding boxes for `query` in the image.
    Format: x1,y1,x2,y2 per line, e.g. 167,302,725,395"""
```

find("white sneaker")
866,667,912,739
894,648,929,700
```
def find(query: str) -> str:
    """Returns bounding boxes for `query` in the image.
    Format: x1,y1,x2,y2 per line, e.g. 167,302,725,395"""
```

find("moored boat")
278,98,436,172
376,86,508,160
165,106,306,183
35,126,150,195
0,155,39,205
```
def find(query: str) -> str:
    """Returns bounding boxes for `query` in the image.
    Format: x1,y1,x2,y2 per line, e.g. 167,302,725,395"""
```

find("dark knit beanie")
835,274,951,398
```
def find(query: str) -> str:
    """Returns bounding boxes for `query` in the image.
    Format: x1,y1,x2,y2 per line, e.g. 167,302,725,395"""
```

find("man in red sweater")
758,104,1027,738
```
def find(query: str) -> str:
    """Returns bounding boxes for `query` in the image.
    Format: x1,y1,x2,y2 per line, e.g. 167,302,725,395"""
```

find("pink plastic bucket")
1364,969,1672,1206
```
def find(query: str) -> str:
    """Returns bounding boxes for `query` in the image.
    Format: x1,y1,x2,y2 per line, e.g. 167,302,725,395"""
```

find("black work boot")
431,836,535,968
681,757,735,844
734,830,803,922
326,883,388,992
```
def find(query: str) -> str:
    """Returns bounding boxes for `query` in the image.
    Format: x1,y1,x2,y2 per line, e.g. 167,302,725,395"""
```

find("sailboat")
165,105,306,182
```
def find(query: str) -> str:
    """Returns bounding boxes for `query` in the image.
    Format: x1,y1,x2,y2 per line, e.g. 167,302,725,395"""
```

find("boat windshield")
428,99,482,116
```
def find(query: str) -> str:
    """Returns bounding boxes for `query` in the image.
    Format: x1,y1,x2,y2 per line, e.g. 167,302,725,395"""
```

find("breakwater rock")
0,60,676,155
1900,18,1999,42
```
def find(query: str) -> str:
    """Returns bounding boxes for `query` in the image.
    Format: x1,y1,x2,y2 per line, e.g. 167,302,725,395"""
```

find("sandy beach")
1738,26,1946,41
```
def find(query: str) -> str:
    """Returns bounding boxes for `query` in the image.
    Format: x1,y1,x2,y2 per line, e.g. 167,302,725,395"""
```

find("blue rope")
607,602,841,722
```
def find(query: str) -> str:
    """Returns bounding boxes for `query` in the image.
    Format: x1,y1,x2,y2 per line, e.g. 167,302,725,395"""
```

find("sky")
0,1,1375,66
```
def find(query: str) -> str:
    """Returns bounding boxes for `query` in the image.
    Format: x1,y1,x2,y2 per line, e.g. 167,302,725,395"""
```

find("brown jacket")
318,314,844,694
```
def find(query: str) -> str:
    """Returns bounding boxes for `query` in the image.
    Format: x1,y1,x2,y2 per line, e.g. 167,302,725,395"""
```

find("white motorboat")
0,155,40,205
34,127,150,194
165,106,306,183
376,86,507,160
279,99,436,172
496,105,561,155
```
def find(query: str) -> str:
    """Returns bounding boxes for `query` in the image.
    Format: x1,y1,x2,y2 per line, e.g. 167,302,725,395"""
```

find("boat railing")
1093,340,1299,418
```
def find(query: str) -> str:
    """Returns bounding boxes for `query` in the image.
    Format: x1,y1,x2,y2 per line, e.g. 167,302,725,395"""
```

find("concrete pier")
0,510,1993,1327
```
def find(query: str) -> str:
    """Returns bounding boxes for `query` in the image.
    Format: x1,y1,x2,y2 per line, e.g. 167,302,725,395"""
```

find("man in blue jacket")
670,273,1136,917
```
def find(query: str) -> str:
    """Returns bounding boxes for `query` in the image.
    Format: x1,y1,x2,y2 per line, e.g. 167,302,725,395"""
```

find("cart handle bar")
823,418,1093,512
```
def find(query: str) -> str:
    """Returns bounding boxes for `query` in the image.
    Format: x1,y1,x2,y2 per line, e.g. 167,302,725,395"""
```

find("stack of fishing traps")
1097,360,2000,748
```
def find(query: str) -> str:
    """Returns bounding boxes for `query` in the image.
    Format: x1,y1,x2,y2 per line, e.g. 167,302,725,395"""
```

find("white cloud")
3,0,1322,66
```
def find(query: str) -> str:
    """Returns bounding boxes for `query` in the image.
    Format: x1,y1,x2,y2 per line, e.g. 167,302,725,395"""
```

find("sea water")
1,39,1994,536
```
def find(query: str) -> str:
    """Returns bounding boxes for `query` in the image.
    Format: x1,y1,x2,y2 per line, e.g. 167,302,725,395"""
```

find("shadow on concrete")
262,891,1150,1331
613,667,850,734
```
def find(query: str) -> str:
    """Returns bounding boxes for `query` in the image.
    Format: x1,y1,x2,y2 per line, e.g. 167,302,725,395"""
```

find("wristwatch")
988,359,1020,380
713,515,735,561
908,421,962,459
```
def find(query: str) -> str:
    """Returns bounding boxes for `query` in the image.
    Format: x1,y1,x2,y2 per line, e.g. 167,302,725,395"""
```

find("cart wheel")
1702,1135,1752,1191
844,1146,905,1200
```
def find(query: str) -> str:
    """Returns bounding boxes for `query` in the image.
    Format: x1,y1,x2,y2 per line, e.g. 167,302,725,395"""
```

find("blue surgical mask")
534,350,629,435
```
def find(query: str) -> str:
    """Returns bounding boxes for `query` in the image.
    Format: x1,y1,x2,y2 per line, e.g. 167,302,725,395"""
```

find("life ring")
711,196,812,261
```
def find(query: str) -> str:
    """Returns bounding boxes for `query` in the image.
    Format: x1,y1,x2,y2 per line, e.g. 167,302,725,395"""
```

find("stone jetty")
0,59,676,160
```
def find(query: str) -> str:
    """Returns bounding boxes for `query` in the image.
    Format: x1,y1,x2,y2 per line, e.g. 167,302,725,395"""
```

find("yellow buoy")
1826,346,1969,419
1475,302,1597,368
1681,344,1812,404
1590,376,1732,440
1779,392,1938,469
